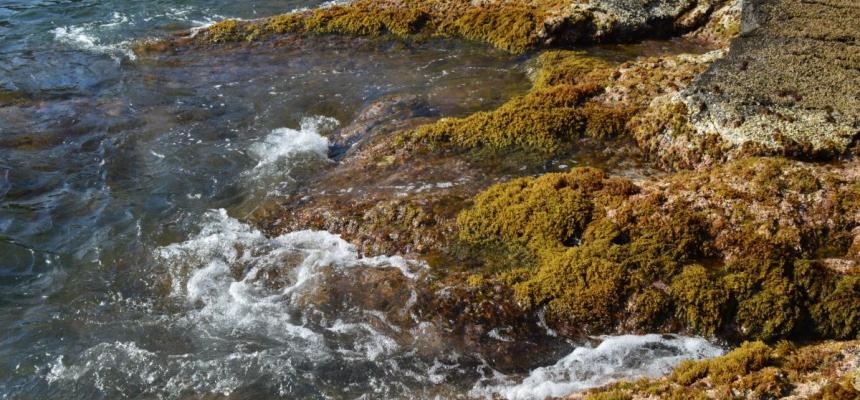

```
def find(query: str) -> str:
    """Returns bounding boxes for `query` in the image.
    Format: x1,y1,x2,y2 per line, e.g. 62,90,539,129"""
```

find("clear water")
0,1,721,398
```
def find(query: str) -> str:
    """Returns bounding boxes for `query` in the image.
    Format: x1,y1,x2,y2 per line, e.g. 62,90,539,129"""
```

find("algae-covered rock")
575,340,860,400
637,0,860,168
168,0,727,54
406,50,633,154
457,158,860,341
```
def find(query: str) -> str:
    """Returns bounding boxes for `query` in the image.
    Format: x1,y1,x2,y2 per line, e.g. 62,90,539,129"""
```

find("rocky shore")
146,0,860,397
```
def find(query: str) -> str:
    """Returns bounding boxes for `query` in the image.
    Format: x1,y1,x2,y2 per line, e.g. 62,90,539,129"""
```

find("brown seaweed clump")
456,157,860,341
178,0,735,54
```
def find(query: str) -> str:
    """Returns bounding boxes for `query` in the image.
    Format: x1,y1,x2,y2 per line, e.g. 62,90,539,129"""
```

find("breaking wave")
473,334,724,399
248,116,337,172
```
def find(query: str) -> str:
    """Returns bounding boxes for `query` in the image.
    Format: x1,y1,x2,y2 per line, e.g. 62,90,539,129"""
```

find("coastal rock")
637,0,860,168
160,0,730,54
329,94,429,159
455,157,860,341
574,340,860,400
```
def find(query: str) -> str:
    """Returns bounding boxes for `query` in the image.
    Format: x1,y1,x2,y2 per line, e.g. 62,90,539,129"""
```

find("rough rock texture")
637,0,860,169
230,0,860,394
456,158,860,341
149,0,731,54
574,340,860,400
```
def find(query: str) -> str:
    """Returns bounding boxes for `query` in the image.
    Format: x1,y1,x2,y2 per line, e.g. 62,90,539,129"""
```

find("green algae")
455,158,860,340
671,265,729,336
435,4,544,53
206,19,259,43
303,3,430,37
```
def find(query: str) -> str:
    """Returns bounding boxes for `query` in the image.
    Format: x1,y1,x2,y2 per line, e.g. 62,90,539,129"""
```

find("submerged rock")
329,94,430,159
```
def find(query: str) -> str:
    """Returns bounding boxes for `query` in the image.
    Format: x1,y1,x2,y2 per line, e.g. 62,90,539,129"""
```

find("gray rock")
545,0,725,45
680,0,860,159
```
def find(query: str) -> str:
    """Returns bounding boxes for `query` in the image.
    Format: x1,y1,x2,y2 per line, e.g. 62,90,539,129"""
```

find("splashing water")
46,209,431,398
245,116,338,196
473,334,724,399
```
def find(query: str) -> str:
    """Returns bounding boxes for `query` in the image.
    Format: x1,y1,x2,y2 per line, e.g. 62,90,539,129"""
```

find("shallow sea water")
0,1,721,398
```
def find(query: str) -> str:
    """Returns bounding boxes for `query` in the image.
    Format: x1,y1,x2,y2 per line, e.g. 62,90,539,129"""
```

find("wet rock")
575,340,860,400
455,157,860,341
415,273,572,373
291,265,419,332
329,94,431,159
248,91,471,257
638,0,860,168
260,254,570,373
156,0,730,54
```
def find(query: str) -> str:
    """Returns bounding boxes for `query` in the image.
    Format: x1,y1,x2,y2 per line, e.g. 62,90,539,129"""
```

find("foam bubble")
473,334,723,400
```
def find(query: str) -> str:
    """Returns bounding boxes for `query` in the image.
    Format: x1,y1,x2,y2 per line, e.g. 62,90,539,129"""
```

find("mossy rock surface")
580,340,860,400
406,50,635,154
638,0,860,168
457,157,860,340
183,0,728,54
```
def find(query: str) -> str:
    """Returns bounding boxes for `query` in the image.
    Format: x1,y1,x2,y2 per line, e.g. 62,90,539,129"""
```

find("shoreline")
170,0,860,398
20,0,859,397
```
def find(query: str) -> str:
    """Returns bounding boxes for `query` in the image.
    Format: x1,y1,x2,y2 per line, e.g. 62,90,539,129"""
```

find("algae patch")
580,340,860,400
456,158,860,341
190,1,550,54
407,51,632,154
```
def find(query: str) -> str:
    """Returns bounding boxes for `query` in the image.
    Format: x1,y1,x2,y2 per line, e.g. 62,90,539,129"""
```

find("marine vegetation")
580,340,860,400
195,1,552,53
407,50,632,154
457,157,860,340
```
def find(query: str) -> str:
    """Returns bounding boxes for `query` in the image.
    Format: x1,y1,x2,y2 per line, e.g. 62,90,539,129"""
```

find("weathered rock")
149,0,730,54
560,0,723,43
329,94,430,159
637,0,860,168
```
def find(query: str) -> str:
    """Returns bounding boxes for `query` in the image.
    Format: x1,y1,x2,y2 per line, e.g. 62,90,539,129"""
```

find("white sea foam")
52,12,137,60
52,25,135,60
46,341,305,397
249,116,337,168
473,334,723,400
243,116,337,195
157,209,418,341
46,209,424,397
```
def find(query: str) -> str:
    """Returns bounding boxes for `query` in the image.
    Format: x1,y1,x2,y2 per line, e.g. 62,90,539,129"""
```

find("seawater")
0,1,721,398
